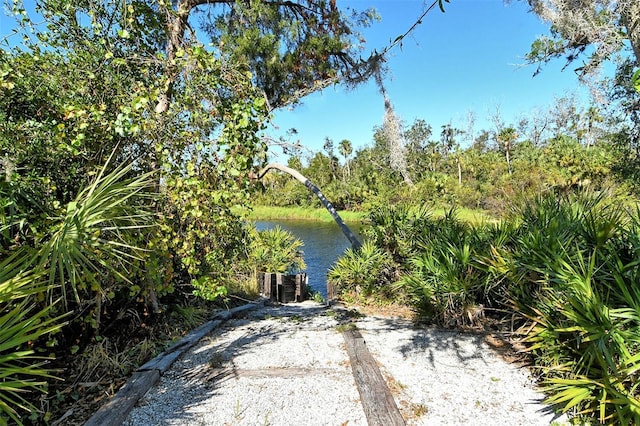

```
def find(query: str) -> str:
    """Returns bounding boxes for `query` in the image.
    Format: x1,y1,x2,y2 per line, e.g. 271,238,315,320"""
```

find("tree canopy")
0,0,395,351
525,0,640,76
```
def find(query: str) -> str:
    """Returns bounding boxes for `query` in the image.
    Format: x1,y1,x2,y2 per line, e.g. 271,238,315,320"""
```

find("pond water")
254,220,362,300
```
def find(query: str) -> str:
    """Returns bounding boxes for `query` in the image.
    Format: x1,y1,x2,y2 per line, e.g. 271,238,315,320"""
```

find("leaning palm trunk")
254,164,361,249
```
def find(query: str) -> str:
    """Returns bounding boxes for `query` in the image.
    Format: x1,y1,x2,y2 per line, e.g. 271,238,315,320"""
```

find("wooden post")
327,280,335,305
259,272,308,303
295,273,307,301
84,371,161,426
260,273,271,299
275,273,283,302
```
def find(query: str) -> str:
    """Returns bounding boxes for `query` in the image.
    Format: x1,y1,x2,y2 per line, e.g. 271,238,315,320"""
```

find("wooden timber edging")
84,299,266,426
342,328,406,426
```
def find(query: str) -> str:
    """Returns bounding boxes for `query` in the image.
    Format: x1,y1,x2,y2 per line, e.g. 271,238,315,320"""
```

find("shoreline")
246,205,365,223
246,204,495,225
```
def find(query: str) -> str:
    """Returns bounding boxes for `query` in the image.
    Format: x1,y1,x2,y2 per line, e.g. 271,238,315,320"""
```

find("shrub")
485,192,640,423
228,226,306,297
328,240,394,299
246,225,305,274
395,210,494,325
361,204,434,262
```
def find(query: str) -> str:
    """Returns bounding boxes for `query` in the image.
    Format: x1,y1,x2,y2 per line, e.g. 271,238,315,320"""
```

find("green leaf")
633,69,640,94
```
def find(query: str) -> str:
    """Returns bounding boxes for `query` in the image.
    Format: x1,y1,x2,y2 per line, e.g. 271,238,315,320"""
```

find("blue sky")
267,0,593,157
1,0,593,156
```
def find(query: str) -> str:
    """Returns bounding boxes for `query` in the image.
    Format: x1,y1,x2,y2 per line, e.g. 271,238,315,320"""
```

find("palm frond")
38,159,156,307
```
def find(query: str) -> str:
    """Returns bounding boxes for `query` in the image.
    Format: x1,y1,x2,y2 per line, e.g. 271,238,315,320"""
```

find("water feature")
254,220,361,300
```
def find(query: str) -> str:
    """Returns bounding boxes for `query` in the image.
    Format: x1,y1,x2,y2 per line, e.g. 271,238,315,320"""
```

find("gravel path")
122,301,566,426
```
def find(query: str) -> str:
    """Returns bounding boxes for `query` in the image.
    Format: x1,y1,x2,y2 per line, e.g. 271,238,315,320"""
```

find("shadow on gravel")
132,302,335,425
128,303,561,425
356,316,490,368
353,315,562,421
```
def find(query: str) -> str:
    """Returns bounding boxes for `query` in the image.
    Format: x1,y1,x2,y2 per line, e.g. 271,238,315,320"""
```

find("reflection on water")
254,220,361,299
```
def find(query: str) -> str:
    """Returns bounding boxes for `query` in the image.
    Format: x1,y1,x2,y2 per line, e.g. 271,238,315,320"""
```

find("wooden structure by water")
258,273,308,303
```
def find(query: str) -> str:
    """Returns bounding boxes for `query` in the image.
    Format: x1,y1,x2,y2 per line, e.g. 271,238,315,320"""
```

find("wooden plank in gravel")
206,367,339,379
138,320,223,372
86,300,266,426
84,370,160,426
342,328,405,426
216,300,265,320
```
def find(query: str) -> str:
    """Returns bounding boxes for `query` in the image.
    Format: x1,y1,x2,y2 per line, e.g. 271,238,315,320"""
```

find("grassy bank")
247,206,365,222
430,207,496,225
247,205,495,225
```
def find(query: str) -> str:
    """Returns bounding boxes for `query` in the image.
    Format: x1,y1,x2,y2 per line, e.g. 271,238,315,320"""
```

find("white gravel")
355,316,563,425
123,301,567,426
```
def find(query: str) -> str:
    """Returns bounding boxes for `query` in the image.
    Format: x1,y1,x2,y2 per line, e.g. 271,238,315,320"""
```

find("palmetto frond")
38,159,156,306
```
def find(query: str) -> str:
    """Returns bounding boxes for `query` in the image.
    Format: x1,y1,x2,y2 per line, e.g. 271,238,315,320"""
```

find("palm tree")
338,139,353,181
496,127,517,175
38,160,156,316
0,255,65,425
441,124,464,185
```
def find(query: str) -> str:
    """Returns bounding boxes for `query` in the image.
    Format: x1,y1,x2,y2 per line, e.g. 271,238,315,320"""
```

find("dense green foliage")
0,0,383,422
0,0,637,423
244,226,306,276
328,193,640,423
252,96,637,215
0,163,152,423
0,256,64,425
328,240,394,299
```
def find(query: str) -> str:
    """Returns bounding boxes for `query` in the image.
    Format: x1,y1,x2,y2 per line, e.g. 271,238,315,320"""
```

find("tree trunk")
0,157,15,182
255,164,362,249
622,2,640,68
155,1,193,114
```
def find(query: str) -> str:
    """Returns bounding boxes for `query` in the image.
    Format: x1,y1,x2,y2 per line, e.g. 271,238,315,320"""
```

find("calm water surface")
254,220,361,299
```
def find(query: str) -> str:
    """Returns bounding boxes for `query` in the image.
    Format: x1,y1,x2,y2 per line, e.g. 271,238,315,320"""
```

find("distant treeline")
254,101,640,214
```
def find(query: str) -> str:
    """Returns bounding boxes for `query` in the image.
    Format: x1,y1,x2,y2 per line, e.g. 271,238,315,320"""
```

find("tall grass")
247,204,493,225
